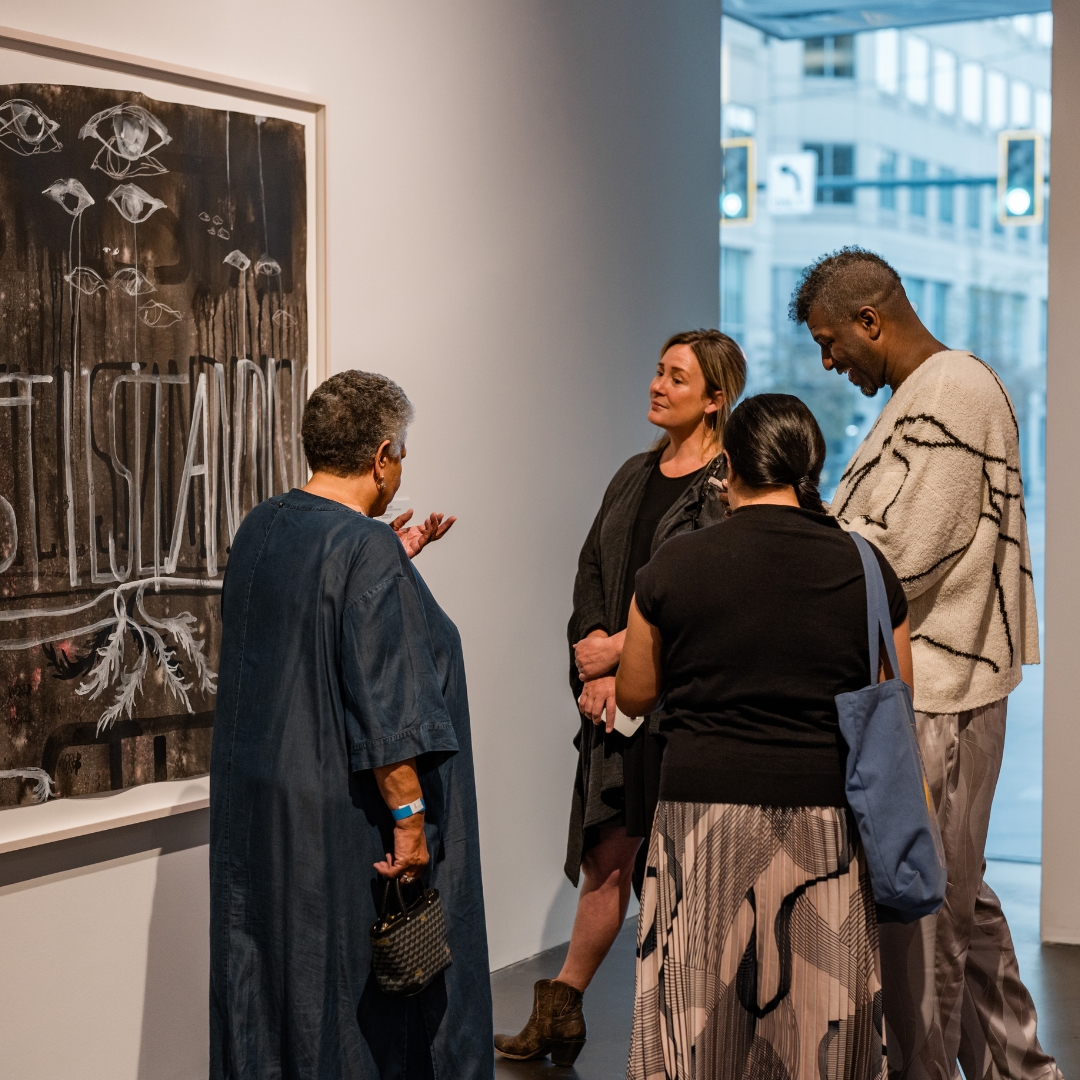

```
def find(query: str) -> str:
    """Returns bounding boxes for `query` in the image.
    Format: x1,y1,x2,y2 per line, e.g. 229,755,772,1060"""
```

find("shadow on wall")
137,801,211,1080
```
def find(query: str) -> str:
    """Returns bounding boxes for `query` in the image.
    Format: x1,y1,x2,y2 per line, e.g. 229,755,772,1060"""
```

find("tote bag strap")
849,532,901,681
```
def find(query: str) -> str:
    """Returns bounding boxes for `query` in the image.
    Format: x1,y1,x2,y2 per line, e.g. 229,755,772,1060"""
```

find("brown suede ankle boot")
494,978,587,1066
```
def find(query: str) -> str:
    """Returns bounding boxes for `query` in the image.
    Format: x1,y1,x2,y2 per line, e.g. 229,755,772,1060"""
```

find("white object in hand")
606,704,644,738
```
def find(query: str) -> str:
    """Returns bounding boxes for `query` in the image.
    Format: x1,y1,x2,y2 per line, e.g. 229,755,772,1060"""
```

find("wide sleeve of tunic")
341,526,460,771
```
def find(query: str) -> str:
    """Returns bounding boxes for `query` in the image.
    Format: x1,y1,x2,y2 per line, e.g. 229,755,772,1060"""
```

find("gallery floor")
490,861,1080,1079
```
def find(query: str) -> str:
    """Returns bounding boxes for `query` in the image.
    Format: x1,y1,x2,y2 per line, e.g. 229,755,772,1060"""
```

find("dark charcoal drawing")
0,86,308,807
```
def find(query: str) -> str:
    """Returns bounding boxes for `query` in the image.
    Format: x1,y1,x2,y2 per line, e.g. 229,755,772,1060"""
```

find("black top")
619,460,705,628
634,504,908,808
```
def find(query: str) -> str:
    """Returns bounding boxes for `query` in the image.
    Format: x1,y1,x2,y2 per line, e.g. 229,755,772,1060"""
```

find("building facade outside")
718,12,1051,860
720,13,1050,500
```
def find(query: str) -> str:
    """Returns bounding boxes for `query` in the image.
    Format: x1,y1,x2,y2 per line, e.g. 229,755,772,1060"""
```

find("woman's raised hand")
391,510,457,559
578,676,617,733
574,629,625,681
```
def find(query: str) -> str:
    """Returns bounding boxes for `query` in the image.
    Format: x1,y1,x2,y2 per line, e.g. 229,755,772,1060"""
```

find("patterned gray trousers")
879,697,1062,1080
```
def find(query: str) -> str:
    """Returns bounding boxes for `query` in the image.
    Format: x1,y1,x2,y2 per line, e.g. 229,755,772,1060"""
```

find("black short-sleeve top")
634,504,908,808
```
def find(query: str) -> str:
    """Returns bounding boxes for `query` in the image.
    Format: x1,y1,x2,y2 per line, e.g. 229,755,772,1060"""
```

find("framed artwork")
0,27,326,823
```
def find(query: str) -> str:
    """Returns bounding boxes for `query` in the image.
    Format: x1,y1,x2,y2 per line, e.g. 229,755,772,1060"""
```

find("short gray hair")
301,370,414,477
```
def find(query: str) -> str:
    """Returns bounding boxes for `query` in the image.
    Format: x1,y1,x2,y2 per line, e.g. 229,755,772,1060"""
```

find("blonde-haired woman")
495,329,747,1066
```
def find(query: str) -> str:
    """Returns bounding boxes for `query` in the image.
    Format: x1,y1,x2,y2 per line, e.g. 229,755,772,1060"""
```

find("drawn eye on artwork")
256,256,282,277
112,267,156,296
79,103,171,179
107,183,166,225
224,249,251,272
272,310,295,327
0,98,62,155
139,300,182,327
199,210,230,239
43,178,95,217
65,266,110,296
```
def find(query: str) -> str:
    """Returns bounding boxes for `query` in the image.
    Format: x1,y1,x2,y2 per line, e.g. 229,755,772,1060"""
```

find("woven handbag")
370,877,452,996
835,533,947,923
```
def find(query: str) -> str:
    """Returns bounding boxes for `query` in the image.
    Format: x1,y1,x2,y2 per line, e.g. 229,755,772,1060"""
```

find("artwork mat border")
0,22,329,388
0,29,326,837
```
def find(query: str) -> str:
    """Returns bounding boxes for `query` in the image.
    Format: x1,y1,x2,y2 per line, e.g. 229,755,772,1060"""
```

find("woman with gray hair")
209,370,492,1079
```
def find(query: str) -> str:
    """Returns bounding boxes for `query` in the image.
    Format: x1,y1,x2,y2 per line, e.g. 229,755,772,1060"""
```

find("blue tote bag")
835,533,947,922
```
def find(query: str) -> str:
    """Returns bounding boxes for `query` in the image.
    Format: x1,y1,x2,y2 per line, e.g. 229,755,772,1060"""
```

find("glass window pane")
905,36,930,105
1013,15,1035,38
987,70,1008,128
1036,90,1051,135
932,282,950,341
1036,12,1053,46
831,145,854,204
804,38,826,78
1011,80,1033,127
966,185,982,230
833,35,855,79
909,158,927,216
961,60,984,124
905,277,926,314
939,168,955,223
876,29,899,94
720,247,748,339
804,143,826,202
879,150,897,211
719,13,1049,864
933,49,956,114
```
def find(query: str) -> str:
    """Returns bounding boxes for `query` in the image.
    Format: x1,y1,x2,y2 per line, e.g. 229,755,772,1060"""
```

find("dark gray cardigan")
564,449,727,882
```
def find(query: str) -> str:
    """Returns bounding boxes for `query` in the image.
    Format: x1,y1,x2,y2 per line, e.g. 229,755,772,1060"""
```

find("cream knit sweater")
831,350,1039,714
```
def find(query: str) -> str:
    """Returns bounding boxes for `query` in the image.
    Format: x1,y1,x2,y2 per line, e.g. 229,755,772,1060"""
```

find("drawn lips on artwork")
65,266,110,296
139,300,182,327
79,103,171,179
0,99,62,155
42,178,95,217
107,183,166,225
111,267,156,296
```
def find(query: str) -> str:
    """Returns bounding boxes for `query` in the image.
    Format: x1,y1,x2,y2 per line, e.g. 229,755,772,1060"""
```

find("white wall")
0,2,722,1076
1042,0,1080,945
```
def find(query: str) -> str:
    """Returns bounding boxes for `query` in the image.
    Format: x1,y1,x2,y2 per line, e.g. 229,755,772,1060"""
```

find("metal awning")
724,0,1051,39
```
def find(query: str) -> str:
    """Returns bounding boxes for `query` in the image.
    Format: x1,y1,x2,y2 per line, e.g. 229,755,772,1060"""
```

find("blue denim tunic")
210,490,493,1079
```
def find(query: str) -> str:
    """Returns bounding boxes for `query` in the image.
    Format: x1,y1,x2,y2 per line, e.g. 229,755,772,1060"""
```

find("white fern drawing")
75,579,218,735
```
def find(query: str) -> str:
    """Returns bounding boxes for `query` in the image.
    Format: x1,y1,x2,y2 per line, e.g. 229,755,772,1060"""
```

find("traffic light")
998,130,1044,226
721,137,756,225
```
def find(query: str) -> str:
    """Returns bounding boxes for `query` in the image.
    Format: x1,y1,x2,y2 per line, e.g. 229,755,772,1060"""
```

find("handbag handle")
849,533,901,682
379,876,415,923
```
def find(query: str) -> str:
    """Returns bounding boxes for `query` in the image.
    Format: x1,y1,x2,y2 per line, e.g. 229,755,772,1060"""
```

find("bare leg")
556,824,642,992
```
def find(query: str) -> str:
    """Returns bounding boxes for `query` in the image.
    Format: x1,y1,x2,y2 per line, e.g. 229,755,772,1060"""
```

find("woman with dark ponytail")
618,393,912,1080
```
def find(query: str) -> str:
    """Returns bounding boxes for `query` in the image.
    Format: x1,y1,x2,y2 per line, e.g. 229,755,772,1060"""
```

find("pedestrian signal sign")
998,130,1044,226
721,137,755,225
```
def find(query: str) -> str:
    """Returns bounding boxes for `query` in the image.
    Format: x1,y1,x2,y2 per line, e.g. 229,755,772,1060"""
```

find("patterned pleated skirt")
628,801,886,1080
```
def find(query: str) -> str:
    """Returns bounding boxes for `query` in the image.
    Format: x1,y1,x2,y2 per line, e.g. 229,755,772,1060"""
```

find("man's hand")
574,629,625,681
391,510,457,559
373,817,430,880
578,676,617,733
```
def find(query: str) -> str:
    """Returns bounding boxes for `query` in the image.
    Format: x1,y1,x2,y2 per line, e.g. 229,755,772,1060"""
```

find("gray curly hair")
301,370,414,476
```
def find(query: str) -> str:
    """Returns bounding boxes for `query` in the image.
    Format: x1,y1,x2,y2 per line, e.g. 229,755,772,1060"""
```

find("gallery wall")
0,1,721,1076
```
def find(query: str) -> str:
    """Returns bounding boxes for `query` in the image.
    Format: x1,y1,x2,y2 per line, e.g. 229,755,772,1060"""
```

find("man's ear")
858,305,883,341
